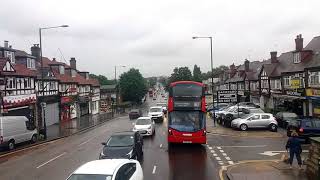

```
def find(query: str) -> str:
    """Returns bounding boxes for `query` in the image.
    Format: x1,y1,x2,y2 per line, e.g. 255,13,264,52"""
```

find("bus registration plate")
183,141,192,143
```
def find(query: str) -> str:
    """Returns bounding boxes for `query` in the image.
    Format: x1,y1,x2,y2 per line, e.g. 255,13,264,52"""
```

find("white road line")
215,157,221,161
216,145,267,148
210,150,215,153
219,150,224,153
222,153,227,156
208,147,213,150
78,137,94,146
217,147,222,149
218,161,224,165
228,161,234,165
36,152,66,169
152,166,157,174
160,144,163,148
213,154,218,157
225,157,231,160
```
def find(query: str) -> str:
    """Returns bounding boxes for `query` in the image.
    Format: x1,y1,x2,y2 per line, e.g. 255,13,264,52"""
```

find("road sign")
217,90,237,103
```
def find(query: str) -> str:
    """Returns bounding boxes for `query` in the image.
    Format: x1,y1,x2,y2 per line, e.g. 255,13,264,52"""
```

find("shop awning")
272,94,306,100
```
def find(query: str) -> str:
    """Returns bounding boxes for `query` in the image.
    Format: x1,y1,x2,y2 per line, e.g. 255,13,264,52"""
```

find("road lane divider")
36,152,66,169
78,137,95,147
152,166,157,174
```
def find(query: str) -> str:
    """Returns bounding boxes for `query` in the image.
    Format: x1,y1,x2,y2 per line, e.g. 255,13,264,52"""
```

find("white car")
66,159,143,180
148,106,164,122
133,117,155,136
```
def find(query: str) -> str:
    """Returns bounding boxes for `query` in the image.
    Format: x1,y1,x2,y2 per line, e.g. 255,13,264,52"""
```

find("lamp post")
192,36,216,126
39,25,69,139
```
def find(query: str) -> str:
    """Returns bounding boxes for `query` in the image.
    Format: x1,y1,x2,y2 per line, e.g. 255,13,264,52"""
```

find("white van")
0,116,38,150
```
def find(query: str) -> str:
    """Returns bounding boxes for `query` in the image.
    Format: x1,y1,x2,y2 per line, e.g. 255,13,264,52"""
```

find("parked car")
0,116,38,150
287,118,320,142
275,112,298,128
99,131,143,161
208,103,230,116
219,106,258,127
129,109,143,120
156,102,168,114
133,117,155,136
66,159,143,180
237,102,260,108
231,113,278,131
148,106,164,123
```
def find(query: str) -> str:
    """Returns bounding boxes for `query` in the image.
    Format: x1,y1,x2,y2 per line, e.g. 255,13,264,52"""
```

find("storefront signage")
285,88,305,97
69,87,77,92
290,79,300,89
91,95,100,101
306,88,320,97
3,94,36,108
61,97,72,104
217,90,237,103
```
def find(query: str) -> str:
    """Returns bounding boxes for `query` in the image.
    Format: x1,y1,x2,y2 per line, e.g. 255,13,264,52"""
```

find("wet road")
0,95,219,180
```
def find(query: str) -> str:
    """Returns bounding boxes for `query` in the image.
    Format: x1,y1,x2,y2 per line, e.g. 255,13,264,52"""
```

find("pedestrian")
285,131,303,169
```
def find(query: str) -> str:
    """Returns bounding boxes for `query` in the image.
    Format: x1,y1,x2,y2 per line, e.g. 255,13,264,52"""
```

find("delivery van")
0,116,37,150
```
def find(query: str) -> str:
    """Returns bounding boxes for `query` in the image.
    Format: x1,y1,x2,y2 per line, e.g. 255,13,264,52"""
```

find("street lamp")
39,25,69,139
192,36,216,126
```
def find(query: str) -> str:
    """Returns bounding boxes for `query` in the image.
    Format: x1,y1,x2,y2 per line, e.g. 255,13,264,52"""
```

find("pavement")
224,161,308,180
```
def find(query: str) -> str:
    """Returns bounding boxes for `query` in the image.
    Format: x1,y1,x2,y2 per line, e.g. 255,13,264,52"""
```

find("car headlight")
126,150,133,158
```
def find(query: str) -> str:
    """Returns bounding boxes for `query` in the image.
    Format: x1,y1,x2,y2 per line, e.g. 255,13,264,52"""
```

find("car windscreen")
168,111,205,132
172,84,202,97
136,119,151,125
107,135,134,147
67,174,112,180
150,108,162,112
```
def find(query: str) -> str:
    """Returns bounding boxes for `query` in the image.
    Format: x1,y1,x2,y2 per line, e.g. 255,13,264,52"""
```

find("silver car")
231,113,278,132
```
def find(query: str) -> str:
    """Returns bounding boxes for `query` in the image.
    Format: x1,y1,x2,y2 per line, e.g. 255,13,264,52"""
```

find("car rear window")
288,120,301,127
303,120,313,128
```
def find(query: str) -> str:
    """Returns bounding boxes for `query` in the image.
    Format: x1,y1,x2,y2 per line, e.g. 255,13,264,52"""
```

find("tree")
89,74,115,85
145,77,157,88
165,67,192,90
202,65,229,79
119,68,147,103
192,64,202,82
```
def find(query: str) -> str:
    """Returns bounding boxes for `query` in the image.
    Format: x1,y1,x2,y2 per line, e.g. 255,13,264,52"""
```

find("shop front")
79,96,90,116
60,96,74,122
306,88,320,118
273,88,306,116
91,95,100,115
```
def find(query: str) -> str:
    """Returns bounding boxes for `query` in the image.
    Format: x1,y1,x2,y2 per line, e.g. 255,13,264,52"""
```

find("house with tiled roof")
0,41,37,127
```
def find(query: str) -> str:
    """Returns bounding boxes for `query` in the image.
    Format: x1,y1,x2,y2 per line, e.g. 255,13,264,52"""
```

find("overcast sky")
0,0,319,79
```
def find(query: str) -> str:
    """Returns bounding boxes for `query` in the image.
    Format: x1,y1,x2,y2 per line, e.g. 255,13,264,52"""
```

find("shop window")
309,72,320,86
283,76,290,87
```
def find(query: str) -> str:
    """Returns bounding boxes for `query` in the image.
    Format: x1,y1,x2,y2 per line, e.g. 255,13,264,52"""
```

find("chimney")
270,51,278,63
4,41,9,48
244,59,250,72
31,44,41,60
70,57,76,70
295,34,303,51
52,58,56,62
230,63,235,71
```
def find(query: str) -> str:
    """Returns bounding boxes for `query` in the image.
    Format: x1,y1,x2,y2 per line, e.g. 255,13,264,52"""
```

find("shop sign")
306,88,320,97
285,88,305,96
61,97,72,104
69,87,77,92
91,95,100,101
217,90,237,103
314,108,320,115
290,79,300,89
3,94,36,108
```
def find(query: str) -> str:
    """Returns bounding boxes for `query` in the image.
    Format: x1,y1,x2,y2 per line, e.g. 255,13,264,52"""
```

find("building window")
24,78,31,88
4,51,15,64
309,71,320,86
293,52,301,63
6,78,16,89
283,76,290,87
270,79,281,89
59,65,65,74
27,58,36,69
71,69,76,77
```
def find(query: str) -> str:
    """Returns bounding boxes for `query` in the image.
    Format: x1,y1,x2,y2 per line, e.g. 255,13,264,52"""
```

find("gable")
2,61,15,72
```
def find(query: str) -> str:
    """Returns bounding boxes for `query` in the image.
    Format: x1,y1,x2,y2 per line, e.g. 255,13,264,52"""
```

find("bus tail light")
168,129,173,135
299,128,304,133
202,130,206,136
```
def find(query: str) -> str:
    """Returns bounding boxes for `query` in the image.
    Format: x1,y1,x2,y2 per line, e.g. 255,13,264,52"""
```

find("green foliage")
145,77,157,88
192,64,202,82
89,74,115,85
202,65,229,79
119,68,147,103
165,67,192,90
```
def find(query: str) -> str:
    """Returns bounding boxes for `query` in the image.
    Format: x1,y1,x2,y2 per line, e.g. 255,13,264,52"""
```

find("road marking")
78,137,94,146
208,146,213,150
216,145,267,148
219,150,224,153
213,154,218,157
36,152,66,169
218,161,224,165
259,150,309,156
215,157,221,161
152,166,157,174
160,144,162,148
228,161,234,165
210,150,215,153
225,157,231,160
222,153,227,156
217,147,222,149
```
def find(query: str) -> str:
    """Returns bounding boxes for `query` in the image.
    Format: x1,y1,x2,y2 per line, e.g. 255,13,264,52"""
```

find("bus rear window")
172,84,202,97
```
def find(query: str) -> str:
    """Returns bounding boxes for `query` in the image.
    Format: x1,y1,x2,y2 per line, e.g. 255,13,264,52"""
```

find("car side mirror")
101,142,107,146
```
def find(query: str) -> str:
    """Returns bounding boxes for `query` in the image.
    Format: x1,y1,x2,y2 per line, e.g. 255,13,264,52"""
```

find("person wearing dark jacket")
286,131,302,169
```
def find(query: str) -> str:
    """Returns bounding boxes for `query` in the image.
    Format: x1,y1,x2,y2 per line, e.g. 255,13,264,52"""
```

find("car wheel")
240,124,248,131
31,134,37,143
8,140,15,150
270,124,278,132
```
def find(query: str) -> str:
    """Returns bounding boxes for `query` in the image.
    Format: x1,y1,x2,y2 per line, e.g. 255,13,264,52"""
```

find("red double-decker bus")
167,81,206,146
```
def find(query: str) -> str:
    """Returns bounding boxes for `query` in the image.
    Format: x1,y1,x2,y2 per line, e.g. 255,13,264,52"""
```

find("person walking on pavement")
286,131,303,169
